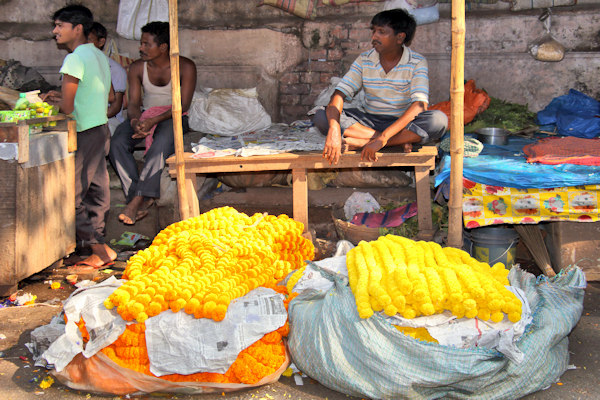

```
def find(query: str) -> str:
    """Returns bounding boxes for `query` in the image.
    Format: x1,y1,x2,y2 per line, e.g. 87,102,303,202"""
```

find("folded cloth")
350,202,418,228
140,105,188,154
523,136,600,166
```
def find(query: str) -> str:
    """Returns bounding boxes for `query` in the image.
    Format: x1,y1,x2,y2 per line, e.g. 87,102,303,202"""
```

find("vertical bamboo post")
168,0,190,220
447,0,466,248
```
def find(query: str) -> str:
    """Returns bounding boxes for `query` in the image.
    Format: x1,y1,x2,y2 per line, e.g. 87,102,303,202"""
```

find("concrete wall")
0,0,598,122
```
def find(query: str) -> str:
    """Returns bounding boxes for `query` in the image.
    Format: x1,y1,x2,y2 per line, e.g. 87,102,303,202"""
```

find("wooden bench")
167,146,437,239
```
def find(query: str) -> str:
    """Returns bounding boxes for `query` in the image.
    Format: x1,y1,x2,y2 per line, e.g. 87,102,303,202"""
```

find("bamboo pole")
447,0,466,248
168,0,190,220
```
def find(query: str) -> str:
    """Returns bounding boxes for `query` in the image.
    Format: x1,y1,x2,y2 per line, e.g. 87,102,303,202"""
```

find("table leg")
184,173,200,218
292,168,309,233
415,166,434,240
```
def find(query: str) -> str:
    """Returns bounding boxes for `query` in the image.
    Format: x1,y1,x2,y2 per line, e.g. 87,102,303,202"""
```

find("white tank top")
142,62,172,109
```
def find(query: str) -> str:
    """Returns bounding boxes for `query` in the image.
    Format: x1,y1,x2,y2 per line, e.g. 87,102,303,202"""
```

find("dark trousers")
75,124,111,247
108,116,188,203
312,108,448,144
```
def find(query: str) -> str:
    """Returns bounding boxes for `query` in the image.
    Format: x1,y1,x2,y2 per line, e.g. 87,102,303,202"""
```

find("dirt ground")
0,175,599,400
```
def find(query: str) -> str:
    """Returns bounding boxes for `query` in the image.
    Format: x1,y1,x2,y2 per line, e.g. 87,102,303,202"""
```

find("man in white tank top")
109,21,196,225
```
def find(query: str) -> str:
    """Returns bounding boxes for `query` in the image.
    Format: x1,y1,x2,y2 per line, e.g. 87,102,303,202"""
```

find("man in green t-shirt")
42,5,116,268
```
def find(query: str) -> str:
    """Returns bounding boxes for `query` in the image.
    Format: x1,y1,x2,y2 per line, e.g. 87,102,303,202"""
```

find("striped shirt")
336,46,429,117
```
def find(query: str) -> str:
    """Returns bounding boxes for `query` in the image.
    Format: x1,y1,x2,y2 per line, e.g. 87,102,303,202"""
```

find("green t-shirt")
59,43,111,132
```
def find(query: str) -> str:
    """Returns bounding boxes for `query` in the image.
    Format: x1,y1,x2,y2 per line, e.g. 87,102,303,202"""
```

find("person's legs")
135,118,176,199
346,110,448,153
74,124,116,267
108,119,144,202
402,110,448,150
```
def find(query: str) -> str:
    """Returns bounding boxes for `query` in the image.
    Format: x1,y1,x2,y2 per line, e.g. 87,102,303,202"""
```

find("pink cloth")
350,202,418,228
139,105,187,154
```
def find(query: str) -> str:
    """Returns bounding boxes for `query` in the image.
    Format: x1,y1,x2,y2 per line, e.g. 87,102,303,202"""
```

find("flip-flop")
72,260,115,269
135,209,149,222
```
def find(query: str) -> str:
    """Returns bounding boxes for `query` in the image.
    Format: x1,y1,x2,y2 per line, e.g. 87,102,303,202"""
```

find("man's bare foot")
74,243,116,268
403,143,413,153
118,196,145,225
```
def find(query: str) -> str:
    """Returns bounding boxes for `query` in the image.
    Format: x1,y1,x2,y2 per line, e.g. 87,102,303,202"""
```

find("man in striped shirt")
314,9,447,164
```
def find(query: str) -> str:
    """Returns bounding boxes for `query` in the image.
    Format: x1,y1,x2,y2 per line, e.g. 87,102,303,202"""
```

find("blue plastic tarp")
435,135,600,189
536,89,600,139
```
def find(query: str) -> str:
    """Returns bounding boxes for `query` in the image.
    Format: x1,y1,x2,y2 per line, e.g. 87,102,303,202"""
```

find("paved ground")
0,181,598,400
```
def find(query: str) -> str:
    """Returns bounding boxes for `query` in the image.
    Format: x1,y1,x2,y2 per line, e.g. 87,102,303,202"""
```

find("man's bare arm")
180,56,197,113
322,90,345,165
108,92,124,118
58,74,79,115
127,61,144,124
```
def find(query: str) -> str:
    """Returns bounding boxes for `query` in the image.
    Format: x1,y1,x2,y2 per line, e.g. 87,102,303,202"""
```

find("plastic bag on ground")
53,350,289,396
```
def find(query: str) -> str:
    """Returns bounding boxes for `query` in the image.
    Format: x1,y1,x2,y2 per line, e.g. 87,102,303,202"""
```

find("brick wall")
279,22,373,123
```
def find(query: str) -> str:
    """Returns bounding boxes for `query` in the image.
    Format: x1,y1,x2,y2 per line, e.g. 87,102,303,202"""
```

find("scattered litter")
111,231,149,247
15,293,37,306
19,356,28,361
293,374,304,386
39,375,54,389
50,281,61,290
34,391,44,396
282,367,293,377
567,364,577,370
66,274,78,285
100,269,114,274
75,280,96,289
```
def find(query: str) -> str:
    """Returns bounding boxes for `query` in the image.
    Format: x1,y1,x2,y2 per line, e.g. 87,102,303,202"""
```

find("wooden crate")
0,116,77,295
543,221,600,281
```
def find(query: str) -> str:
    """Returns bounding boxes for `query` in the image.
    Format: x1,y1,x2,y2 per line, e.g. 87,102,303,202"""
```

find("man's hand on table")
323,123,343,165
361,136,387,162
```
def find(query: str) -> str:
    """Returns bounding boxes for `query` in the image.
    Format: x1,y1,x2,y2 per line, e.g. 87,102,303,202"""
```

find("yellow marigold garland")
104,207,314,323
347,235,522,323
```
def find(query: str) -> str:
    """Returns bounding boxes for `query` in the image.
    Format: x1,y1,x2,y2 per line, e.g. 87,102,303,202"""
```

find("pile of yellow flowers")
346,235,522,323
104,207,314,323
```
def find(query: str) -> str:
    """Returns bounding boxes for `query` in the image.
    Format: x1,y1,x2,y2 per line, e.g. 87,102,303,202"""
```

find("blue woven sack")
288,265,585,400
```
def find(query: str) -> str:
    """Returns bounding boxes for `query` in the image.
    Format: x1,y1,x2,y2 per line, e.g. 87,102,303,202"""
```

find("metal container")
476,127,509,145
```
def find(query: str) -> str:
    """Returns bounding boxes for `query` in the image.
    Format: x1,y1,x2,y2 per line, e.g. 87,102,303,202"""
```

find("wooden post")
168,0,190,220
447,0,466,248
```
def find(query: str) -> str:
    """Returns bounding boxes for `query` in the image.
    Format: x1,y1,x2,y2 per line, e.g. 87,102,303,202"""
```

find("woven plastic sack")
287,265,585,399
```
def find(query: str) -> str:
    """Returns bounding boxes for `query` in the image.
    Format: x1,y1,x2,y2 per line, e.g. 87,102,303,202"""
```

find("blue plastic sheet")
435,135,600,189
536,89,600,139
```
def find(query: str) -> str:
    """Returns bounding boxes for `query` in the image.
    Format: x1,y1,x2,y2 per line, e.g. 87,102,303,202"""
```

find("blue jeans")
313,108,448,144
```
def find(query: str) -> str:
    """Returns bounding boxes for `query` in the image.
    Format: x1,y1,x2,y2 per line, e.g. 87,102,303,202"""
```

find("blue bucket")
465,226,519,267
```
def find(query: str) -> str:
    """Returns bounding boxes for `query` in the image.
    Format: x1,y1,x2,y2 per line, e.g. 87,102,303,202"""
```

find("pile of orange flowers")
104,207,314,323
74,285,292,384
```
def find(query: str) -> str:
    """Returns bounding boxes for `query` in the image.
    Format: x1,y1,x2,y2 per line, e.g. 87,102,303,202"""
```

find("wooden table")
167,146,437,239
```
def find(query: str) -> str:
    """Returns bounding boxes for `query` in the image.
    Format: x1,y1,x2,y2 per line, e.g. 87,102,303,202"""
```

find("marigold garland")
347,235,522,323
104,207,314,323
73,285,293,385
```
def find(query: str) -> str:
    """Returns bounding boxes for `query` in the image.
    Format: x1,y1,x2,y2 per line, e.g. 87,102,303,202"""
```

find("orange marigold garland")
97,323,288,384
104,207,314,323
